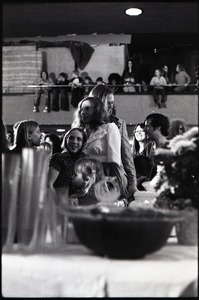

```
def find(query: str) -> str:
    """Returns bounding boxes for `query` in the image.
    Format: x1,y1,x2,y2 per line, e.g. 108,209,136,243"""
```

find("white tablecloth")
2,237,198,297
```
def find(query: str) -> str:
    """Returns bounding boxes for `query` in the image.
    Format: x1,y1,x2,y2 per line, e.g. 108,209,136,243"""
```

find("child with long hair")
10,120,42,153
48,127,87,205
70,157,104,206
70,157,125,207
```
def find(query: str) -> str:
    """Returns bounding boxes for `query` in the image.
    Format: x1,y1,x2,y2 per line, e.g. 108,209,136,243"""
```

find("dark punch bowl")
59,205,183,259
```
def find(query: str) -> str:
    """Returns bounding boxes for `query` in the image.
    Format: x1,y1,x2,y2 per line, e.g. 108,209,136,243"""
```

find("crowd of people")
3,81,191,207
2,76,196,243
32,62,198,113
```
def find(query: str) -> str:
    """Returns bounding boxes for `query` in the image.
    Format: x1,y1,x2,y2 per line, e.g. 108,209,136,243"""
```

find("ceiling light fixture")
125,8,142,16
56,129,66,133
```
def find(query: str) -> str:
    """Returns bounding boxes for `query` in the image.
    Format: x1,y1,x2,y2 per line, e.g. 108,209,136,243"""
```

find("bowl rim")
57,204,184,223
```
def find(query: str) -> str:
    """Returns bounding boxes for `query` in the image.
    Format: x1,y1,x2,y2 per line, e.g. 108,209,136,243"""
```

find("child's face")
58,75,64,82
85,79,89,84
71,169,85,190
41,72,47,80
66,129,84,153
29,126,42,146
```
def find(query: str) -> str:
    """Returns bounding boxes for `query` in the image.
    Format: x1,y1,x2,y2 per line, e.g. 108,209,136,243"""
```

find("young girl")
48,127,87,205
70,157,104,206
10,120,42,153
70,157,124,207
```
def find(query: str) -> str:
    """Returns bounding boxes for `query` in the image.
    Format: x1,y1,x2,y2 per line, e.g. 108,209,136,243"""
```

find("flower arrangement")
152,127,199,210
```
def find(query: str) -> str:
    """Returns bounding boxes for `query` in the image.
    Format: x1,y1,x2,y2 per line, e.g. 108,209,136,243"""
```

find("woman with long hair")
88,84,137,201
72,95,129,202
131,123,154,190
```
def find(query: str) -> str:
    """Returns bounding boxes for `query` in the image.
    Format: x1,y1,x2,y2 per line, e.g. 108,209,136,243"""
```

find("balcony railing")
2,84,198,95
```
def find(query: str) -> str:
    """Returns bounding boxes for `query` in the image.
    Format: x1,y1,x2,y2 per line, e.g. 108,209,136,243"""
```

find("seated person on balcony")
69,70,84,109
52,72,70,111
33,71,53,113
95,77,106,85
107,73,123,94
174,64,191,93
150,69,167,108
83,76,94,95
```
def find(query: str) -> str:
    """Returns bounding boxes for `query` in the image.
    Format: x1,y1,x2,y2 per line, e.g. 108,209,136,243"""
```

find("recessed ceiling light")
125,8,142,16
56,129,66,133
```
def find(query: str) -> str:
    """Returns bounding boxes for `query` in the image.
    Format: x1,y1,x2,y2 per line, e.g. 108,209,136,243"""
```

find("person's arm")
106,123,121,165
150,77,155,86
48,165,60,189
184,71,191,86
161,77,167,86
48,153,62,188
119,120,137,193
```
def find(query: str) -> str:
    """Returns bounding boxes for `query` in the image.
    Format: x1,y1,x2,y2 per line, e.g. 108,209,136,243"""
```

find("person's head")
176,64,185,72
162,65,168,73
41,71,48,80
14,120,41,149
96,77,105,85
61,127,87,154
134,123,147,142
108,73,122,85
44,134,62,154
72,70,79,77
168,119,187,139
154,69,161,77
6,131,14,147
89,84,116,117
38,141,52,152
132,123,148,153
144,113,170,140
71,157,104,195
58,72,66,81
127,59,133,69
84,76,92,84
74,96,108,129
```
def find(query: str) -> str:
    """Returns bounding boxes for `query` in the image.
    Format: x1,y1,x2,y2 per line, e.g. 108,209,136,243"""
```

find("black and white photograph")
2,1,198,297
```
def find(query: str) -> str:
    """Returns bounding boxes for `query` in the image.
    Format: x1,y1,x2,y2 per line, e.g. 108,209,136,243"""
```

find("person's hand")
127,184,138,196
114,199,128,207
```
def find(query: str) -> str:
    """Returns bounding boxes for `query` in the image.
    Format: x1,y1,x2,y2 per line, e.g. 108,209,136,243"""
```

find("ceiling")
3,1,198,41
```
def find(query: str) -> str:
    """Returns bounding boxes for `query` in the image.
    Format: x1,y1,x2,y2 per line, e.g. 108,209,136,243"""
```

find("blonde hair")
71,157,104,197
13,120,39,149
